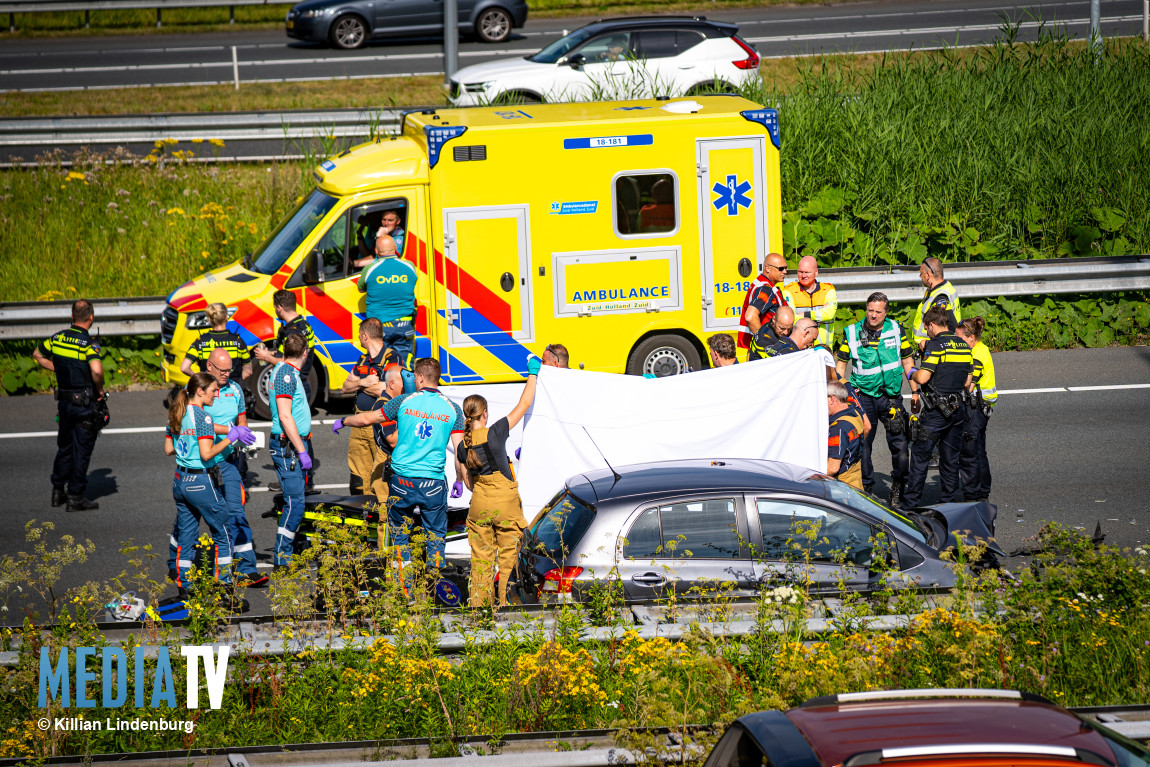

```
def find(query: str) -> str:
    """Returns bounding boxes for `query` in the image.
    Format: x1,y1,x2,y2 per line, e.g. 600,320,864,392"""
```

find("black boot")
51,488,67,507
888,483,904,509
66,495,99,512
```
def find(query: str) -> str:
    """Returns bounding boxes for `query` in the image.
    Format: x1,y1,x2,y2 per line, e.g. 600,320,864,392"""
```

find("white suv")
449,17,761,106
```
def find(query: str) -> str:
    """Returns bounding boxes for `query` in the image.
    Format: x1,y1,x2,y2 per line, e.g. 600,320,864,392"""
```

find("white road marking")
248,482,346,493
0,388,1143,439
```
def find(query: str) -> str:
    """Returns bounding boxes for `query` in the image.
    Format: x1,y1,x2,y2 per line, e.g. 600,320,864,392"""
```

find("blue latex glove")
298,452,313,471
331,418,345,434
227,425,256,446
450,481,464,498
515,447,521,460
526,356,541,376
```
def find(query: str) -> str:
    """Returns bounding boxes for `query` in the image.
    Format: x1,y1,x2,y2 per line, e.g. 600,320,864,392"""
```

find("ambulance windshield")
248,190,339,275
529,27,599,63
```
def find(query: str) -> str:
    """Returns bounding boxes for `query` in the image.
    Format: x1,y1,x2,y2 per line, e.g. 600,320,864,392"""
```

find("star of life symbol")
416,421,434,440
711,174,753,216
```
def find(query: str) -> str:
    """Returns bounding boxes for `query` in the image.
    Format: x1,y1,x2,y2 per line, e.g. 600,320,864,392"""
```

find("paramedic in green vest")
358,232,418,371
836,292,917,508
912,257,961,351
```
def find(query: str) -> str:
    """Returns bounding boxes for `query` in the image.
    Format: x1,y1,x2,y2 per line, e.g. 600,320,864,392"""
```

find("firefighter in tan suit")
456,358,540,607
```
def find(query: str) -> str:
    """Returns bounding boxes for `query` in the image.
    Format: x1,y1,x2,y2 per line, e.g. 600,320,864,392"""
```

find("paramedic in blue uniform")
203,349,264,585
32,298,105,512
359,232,418,371
254,289,318,490
164,372,249,590
269,333,313,566
344,357,464,571
900,305,974,510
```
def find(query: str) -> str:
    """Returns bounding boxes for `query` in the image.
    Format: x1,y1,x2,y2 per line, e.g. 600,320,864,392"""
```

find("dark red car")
704,690,1150,767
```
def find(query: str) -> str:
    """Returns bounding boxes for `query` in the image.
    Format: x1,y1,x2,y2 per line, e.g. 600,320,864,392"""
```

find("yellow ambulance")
161,95,782,417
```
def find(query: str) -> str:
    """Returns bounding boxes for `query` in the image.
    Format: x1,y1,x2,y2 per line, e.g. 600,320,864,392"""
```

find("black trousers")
900,406,965,509
856,391,909,490
52,399,98,496
960,406,992,500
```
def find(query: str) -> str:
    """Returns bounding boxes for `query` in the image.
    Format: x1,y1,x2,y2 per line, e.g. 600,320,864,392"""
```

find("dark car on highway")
704,689,1150,767
510,459,1002,604
285,0,528,48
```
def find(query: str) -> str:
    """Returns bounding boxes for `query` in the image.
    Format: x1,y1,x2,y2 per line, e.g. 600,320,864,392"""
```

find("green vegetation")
2,519,1149,758
0,335,164,395
763,31,1150,266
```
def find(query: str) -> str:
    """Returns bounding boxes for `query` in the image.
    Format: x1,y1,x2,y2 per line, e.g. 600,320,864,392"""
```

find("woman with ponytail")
457,357,541,607
956,317,996,502
163,372,246,590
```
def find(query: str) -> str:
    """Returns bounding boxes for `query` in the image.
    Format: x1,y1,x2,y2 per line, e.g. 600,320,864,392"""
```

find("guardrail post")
1090,0,1102,61
229,4,234,23
1143,0,1148,42
232,45,240,90
443,0,457,85
8,12,14,31
156,7,161,26
84,9,89,27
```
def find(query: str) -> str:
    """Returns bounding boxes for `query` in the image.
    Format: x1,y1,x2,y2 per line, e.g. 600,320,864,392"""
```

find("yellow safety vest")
971,341,997,406
784,280,838,349
913,280,961,343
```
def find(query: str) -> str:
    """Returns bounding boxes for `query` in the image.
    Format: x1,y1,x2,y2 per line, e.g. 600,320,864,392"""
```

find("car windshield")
822,480,927,544
249,189,339,275
529,491,596,559
529,27,600,63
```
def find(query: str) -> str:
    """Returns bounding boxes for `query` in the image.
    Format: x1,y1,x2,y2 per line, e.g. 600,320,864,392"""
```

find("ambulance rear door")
696,136,768,330
441,204,534,380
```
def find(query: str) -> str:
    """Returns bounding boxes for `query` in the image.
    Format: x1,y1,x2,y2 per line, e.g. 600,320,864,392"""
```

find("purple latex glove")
331,418,345,434
450,481,464,498
227,425,256,446
298,452,313,471
515,447,522,460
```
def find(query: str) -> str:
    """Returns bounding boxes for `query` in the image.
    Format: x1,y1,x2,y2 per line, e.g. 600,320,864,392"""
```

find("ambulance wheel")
474,7,512,43
627,335,701,378
247,360,319,421
329,14,368,49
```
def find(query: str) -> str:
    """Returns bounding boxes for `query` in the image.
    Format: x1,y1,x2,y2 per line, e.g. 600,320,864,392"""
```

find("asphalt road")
1,345,1148,622
0,0,1144,92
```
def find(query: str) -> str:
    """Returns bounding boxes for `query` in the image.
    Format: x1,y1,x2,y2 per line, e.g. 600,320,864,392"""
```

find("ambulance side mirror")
301,250,324,285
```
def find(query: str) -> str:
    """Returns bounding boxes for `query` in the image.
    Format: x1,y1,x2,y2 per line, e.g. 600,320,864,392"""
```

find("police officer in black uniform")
180,302,252,384
32,299,105,511
899,305,974,510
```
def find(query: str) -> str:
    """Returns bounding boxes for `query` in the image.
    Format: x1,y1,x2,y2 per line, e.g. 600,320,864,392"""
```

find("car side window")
634,29,679,59
624,498,742,559
313,211,350,281
614,172,677,237
675,29,706,55
756,499,873,566
576,31,635,63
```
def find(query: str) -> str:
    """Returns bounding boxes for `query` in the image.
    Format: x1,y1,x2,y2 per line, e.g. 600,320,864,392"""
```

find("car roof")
577,16,739,37
566,458,829,505
784,698,1118,767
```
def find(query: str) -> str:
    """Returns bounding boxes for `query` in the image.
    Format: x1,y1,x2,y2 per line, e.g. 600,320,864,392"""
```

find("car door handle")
631,572,667,586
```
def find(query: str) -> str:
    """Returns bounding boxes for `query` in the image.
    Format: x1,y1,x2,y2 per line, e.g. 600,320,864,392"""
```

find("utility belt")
962,388,994,416
922,390,964,418
55,387,93,407
177,464,224,488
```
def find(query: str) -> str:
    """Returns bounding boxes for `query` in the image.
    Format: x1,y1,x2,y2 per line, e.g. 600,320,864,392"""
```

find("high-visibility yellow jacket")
784,280,837,348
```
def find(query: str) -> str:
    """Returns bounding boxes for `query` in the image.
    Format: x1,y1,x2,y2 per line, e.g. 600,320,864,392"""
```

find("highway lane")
1,0,1144,92
0,345,1148,622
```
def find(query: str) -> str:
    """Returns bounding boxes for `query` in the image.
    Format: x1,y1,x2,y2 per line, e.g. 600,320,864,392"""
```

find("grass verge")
0,519,1148,758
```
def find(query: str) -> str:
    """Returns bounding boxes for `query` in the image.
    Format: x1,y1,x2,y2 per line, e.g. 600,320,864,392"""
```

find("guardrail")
2,0,289,31
1,255,1148,341
0,108,402,149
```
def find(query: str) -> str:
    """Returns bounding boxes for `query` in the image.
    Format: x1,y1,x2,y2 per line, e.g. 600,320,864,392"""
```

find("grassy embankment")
1,519,1148,758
